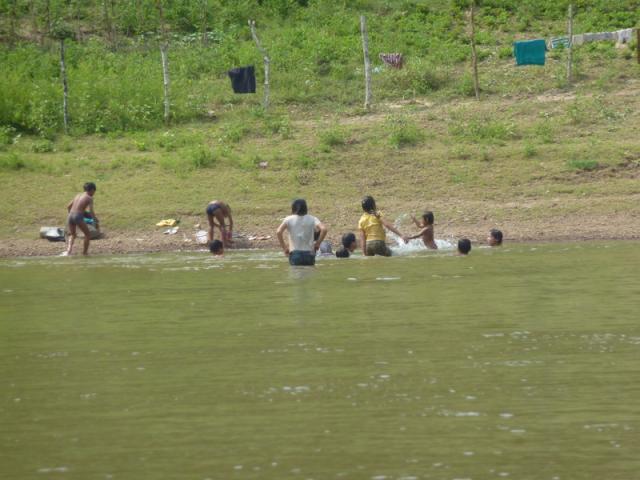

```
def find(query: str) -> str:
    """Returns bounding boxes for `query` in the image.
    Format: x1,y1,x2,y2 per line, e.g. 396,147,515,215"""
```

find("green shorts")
365,240,392,257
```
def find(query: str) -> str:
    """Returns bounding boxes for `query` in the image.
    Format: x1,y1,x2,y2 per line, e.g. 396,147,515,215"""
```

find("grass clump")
450,115,518,143
319,127,347,148
567,159,599,171
387,116,424,149
188,147,217,169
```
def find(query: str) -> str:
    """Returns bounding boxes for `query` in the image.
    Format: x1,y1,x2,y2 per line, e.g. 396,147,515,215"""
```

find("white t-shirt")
283,214,320,252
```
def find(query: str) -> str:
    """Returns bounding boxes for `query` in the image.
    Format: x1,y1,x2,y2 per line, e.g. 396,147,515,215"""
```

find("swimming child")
64,182,98,256
276,198,327,266
457,238,472,255
487,229,503,246
358,196,408,256
206,200,233,246
336,232,357,258
209,239,224,255
407,211,437,249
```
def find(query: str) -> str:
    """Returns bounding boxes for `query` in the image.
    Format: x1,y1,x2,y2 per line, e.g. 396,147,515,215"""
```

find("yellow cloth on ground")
358,213,386,241
156,219,178,227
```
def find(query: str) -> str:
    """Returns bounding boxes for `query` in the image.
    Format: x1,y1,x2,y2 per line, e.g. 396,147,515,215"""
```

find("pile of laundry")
156,218,179,235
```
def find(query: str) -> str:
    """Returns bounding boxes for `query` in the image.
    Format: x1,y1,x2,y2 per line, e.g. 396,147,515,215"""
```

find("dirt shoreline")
2,219,638,258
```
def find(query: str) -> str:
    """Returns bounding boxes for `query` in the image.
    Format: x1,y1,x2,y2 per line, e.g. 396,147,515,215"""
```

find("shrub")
188,147,217,169
31,139,55,153
319,127,346,148
0,153,30,171
524,142,537,158
387,115,424,149
450,116,518,143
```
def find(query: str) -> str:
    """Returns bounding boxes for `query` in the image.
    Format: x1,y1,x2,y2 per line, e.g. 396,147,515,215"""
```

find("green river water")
1,242,639,480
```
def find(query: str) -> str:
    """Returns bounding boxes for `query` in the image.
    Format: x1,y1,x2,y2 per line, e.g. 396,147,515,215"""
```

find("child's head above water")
488,229,503,246
209,239,224,255
422,211,434,226
342,232,357,251
361,195,377,214
291,198,308,216
457,238,471,255
336,233,357,258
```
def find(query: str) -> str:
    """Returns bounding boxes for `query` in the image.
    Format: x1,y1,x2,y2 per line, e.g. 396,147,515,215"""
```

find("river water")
1,242,639,479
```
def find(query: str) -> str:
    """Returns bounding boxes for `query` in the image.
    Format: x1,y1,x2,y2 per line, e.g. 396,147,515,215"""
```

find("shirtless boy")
407,211,437,249
206,200,233,246
65,182,98,256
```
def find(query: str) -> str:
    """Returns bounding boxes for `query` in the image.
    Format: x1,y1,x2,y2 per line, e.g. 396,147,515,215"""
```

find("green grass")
1,82,638,240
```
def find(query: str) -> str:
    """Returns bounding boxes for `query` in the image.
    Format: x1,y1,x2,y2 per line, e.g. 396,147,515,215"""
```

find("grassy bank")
2,60,639,248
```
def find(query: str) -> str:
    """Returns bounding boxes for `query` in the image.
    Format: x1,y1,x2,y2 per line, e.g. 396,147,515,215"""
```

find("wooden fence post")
160,43,171,124
60,38,69,134
249,20,270,109
470,1,480,100
567,3,573,86
360,15,372,110
157,1,171,124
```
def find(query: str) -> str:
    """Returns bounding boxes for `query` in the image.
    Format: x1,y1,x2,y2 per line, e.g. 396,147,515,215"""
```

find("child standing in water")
358,196,407,256
64,182,98,256
206,200,233,246
276,199,328,266
407,211,438,249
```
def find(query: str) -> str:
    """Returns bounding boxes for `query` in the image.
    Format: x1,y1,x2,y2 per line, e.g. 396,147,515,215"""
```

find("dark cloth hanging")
513,39,547,66
227,66,256,94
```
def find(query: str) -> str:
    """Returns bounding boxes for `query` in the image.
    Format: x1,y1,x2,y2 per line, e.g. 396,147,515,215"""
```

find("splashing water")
386,215,456,255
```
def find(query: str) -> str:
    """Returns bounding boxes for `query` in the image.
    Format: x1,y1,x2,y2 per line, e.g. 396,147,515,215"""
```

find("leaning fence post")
249,20,270,109
567,3,573,86
360,15,372,110
470,0,480,101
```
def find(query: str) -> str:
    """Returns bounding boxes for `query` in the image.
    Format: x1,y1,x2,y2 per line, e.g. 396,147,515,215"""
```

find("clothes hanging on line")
550,36,570,49
228,66,256,94
379,53,404,69
616,28,633,44
572,28,635,46
513,39,546,66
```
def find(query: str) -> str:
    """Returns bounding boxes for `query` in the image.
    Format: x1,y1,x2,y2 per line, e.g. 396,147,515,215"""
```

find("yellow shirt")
358,212,386,241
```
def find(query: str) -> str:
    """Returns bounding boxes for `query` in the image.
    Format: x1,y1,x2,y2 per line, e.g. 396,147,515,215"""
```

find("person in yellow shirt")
358,195,408,256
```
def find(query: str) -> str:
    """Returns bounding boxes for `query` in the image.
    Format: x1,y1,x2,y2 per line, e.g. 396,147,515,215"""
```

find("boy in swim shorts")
65,182,98,256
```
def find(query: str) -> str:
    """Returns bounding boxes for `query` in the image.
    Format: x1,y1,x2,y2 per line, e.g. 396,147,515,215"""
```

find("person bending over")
206,200,233,246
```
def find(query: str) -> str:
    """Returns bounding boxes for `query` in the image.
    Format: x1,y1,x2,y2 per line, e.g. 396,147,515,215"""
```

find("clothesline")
550,27,635,49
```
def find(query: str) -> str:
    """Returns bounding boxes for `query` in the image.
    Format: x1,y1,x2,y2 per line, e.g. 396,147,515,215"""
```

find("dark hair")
291,198,308,216
342,232,356,248
209,240,224,254
458,238,471,255
490,229,503,245
361,196,377,214
422,211,434,225
83,182,97,192
336,249,350,258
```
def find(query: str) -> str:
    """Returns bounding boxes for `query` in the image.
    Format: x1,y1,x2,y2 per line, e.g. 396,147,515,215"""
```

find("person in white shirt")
276,199,327,266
